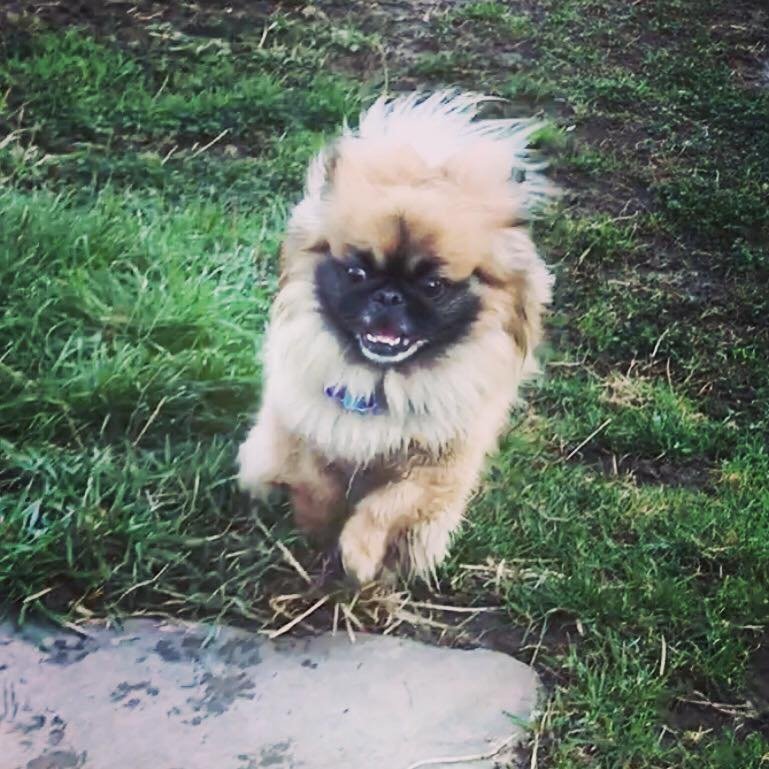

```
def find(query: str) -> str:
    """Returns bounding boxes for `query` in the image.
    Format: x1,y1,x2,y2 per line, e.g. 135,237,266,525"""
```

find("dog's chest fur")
260,278,524,467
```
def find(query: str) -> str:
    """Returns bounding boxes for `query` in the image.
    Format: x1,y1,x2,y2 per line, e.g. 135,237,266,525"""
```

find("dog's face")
314,241,480,365
282,136,551,373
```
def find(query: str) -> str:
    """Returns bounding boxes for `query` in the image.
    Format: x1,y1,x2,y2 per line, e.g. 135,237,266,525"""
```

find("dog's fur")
238,91,553,583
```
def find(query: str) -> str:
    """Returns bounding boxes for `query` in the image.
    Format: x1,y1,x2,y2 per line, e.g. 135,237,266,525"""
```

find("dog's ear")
487,227,553,361
281,142,341,264
306,140,340,198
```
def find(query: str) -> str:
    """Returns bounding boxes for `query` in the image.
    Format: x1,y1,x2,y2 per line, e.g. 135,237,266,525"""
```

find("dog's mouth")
357,332,427,364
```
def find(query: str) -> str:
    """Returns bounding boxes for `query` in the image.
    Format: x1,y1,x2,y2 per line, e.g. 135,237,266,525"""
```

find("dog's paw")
237,429,275,499
394,519,454,582
409,531,449,577
338,515,387,586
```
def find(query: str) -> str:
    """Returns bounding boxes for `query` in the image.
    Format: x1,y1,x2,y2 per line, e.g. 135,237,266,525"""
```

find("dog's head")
281,92,553,370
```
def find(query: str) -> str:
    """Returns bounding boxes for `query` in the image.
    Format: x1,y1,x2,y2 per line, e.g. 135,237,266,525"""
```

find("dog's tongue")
369,326,400,344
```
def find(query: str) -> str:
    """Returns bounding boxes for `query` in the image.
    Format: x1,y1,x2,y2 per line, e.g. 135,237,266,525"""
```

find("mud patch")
744,636,769,738
667,697,731,738
259,740,295,767
236,742,299,769
188,672,255,718
154,635,204,664
110,681,160,707
573,446,715,490
666,655,769,744
25,750,86,769
12,713,45,735
217,637,263,668
39,637,98,667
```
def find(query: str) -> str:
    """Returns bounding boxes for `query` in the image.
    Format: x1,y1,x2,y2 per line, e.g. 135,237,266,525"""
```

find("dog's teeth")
358,335,427,363
365,333,402,347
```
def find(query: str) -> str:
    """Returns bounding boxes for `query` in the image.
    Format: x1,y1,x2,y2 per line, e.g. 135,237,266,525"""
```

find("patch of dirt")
746,637,769,711
708,2,769,91
668,691,769,744
665,636,769,744
1,1,273,33
569,445,716,491
667,697,734,738
240,555,569,690
625,457,714,488
0,466,27,494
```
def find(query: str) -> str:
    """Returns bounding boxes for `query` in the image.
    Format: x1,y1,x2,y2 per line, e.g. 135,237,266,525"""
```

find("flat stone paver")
0,618,539,769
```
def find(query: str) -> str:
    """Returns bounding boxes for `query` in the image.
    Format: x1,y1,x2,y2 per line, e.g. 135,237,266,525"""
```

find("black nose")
373,288,404,306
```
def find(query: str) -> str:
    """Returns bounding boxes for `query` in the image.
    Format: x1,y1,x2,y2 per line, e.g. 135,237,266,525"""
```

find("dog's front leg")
339,476,424,584
238,406,345,539
237,404,291,499
339,458,479,584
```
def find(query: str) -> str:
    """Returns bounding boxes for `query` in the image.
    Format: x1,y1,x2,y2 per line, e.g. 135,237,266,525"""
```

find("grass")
1,1,768,767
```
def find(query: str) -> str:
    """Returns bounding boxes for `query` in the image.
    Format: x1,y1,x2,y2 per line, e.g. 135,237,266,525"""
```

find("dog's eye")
421,277,446,298
346,265,368,283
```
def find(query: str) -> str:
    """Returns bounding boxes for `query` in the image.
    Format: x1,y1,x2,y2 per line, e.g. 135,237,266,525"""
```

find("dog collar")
324,384,384,415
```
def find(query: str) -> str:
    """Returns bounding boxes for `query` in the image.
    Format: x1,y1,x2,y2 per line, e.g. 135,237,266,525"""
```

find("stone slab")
0,618,539,769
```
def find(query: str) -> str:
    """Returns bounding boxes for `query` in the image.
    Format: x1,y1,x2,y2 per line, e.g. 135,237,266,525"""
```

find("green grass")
1,2,768,767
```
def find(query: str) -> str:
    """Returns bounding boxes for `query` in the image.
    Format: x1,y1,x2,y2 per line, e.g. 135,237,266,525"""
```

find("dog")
238,91,553,584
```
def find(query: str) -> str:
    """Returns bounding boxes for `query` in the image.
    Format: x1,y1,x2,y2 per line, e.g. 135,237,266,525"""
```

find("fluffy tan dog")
238,91,553,584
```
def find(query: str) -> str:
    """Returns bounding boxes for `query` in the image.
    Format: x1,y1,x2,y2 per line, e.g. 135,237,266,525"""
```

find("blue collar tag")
324,385,383,415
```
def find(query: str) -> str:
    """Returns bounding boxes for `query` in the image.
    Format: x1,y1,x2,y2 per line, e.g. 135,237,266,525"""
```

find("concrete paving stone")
0,618,540,769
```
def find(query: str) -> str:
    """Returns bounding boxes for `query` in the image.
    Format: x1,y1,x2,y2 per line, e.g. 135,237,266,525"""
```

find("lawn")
1,1,768,767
